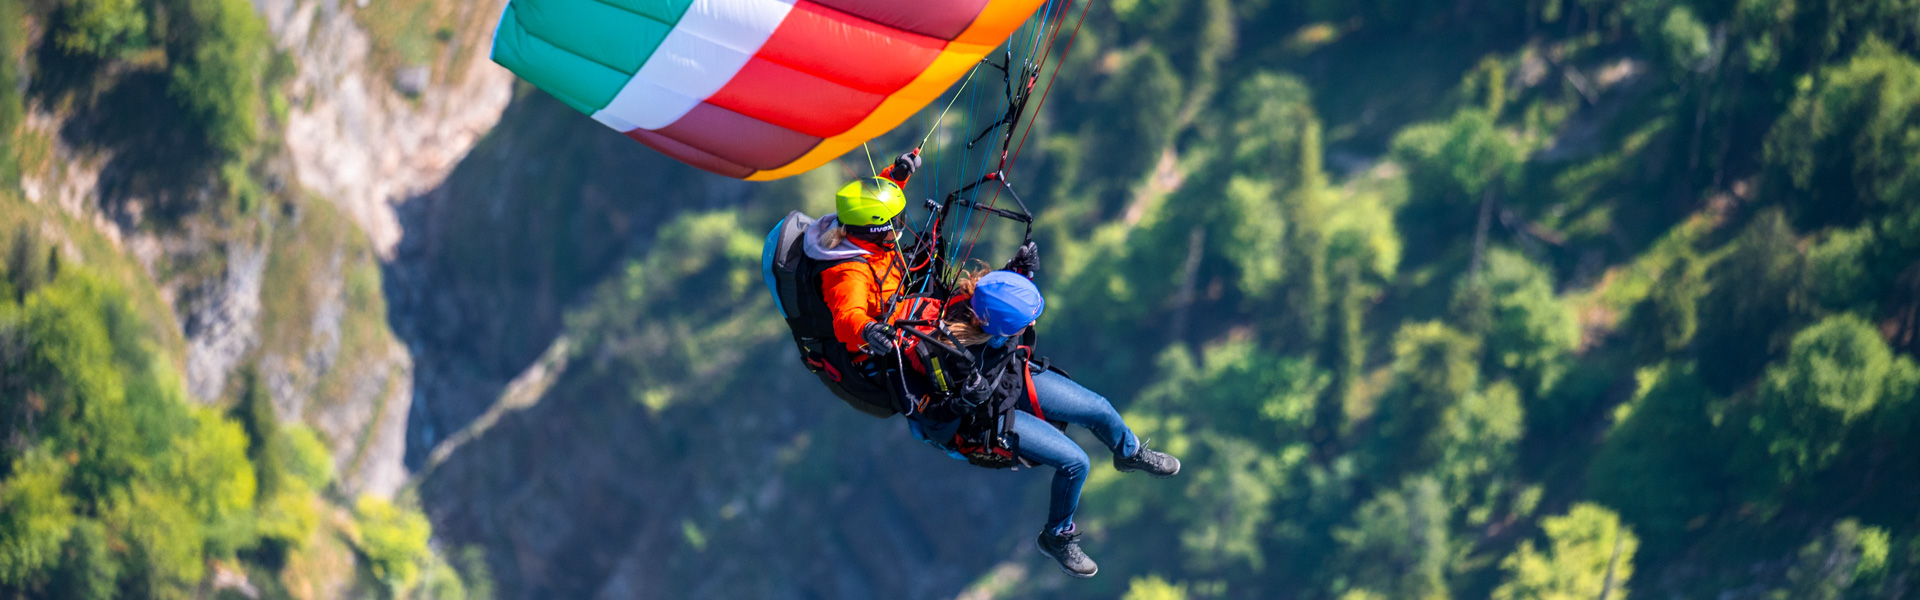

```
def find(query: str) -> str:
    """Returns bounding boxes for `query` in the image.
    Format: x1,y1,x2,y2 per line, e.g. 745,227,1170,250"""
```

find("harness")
765,215,909,418
765,34,1079,466
894,308,1061,469
878,50,1071,468
942,342,1048,469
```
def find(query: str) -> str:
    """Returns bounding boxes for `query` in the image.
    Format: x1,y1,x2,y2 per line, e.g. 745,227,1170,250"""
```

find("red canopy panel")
811,0,991,40
756,1,948,95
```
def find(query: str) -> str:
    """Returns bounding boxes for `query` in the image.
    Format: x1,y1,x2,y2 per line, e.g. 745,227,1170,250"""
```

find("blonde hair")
943,263,996,346
821,225,848,249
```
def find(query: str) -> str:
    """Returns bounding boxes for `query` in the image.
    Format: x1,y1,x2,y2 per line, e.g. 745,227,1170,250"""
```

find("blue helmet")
971,271,1045,337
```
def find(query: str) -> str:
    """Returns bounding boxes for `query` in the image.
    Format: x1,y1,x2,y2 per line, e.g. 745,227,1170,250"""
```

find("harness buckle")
803,353,842,382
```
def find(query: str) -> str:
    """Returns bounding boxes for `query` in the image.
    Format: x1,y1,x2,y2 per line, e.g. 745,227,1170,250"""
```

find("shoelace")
1055,533,1088,560
1124,438,1167,466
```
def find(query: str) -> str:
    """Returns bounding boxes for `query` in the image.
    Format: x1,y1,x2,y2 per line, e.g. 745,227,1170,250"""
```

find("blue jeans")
1014,370,1140,535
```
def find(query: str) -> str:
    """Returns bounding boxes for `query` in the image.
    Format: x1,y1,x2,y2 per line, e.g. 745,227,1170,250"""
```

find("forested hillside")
418,0,1920,595
975,0,1920,597
0,0,487,594
3,0,1919,597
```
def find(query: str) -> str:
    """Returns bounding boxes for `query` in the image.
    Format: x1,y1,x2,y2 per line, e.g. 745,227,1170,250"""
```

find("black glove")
890,150,921,181
862,321,898,355
1003,241,1039,276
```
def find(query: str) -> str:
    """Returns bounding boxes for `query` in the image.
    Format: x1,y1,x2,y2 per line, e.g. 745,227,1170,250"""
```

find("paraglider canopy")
490,0,1052,179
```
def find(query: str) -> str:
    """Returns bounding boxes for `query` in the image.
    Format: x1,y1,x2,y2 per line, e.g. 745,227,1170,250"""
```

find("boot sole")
1035,538,1098,578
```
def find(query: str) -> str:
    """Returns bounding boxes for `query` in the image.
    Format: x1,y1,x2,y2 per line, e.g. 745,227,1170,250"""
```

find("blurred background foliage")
893,0,1920,596
1,0,1918,595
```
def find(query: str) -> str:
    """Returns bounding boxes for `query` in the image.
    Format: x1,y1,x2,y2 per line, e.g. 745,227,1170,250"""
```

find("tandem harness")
761,48,1061,464
895,319,1065,470
762,213,1063,469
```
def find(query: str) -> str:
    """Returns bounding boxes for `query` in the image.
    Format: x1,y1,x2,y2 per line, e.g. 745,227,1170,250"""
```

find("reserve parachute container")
489,0,1049,180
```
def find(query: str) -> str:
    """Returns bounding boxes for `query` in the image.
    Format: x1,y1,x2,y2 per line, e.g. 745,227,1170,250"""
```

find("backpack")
762,211,902,418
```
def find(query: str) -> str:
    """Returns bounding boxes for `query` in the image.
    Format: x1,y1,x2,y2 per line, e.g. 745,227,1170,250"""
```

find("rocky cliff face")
15,0,512,502
260,0,514,258
255,0,515,498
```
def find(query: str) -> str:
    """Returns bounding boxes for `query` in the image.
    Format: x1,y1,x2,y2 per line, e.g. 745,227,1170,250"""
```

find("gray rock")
185,243,267,403
395,66,431,97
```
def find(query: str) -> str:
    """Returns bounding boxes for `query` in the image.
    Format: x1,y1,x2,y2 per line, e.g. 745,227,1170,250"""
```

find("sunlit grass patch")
353,0,505,91
1285,22,1346,55
0,192,188,364
1563,213,1713,335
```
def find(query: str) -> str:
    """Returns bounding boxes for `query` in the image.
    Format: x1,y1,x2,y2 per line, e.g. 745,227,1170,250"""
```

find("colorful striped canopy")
490,0,1050,180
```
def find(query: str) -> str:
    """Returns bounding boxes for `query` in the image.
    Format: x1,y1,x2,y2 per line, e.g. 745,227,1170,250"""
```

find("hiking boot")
1036,526,1098,578
1113,440,1181,478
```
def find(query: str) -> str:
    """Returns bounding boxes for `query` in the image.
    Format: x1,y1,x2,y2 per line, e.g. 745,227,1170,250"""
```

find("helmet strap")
844,222,895,236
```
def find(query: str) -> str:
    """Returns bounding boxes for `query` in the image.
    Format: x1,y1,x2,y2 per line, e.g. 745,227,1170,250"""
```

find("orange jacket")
823,162,925,354
821,236,914,354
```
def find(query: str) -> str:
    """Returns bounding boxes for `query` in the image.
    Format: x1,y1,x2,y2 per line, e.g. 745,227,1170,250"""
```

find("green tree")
1277,123,1332,348
256,425,333,555
1805,227,1876,314
1371,321,1481,475
1332,477,1452,600
1434,380,1525,513
1392,110,1526,208
163,0,270,158
1734,0,1920,73
0,265,321,596
1224,176,1289,297
162,410,257,557
1175,433,1297,572
1123,575,1190,600
1770,520,1892,600
50,520,120,600
55,0,148,58
0,449,75,586
1627,251,1708,360
1391,109,1527,284
4,228,57,303
1229,72,1318,178
1588,363,1727,550
1085,49,1184,195
18,271,160,501
1738,314,1920,498
1322,175,1405,422
1492,503,1638,600
1137,340,1329,443
1653,5,1715,76
1221,72,1333,345
1695,209,1809,394
110,485,208,599
231,366,284,499
1454,249,1579,394
1129,343,1323,572
1764,38,1920,240
355,495,433,594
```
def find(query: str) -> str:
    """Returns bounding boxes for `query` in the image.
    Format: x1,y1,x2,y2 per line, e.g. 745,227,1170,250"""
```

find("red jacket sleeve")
820,261,879,353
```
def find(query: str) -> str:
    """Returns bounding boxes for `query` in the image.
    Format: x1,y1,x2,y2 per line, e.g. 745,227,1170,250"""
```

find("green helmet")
835,177,905,231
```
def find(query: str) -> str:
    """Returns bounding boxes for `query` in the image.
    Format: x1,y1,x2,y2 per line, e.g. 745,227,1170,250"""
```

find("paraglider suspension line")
884,0,1073,341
